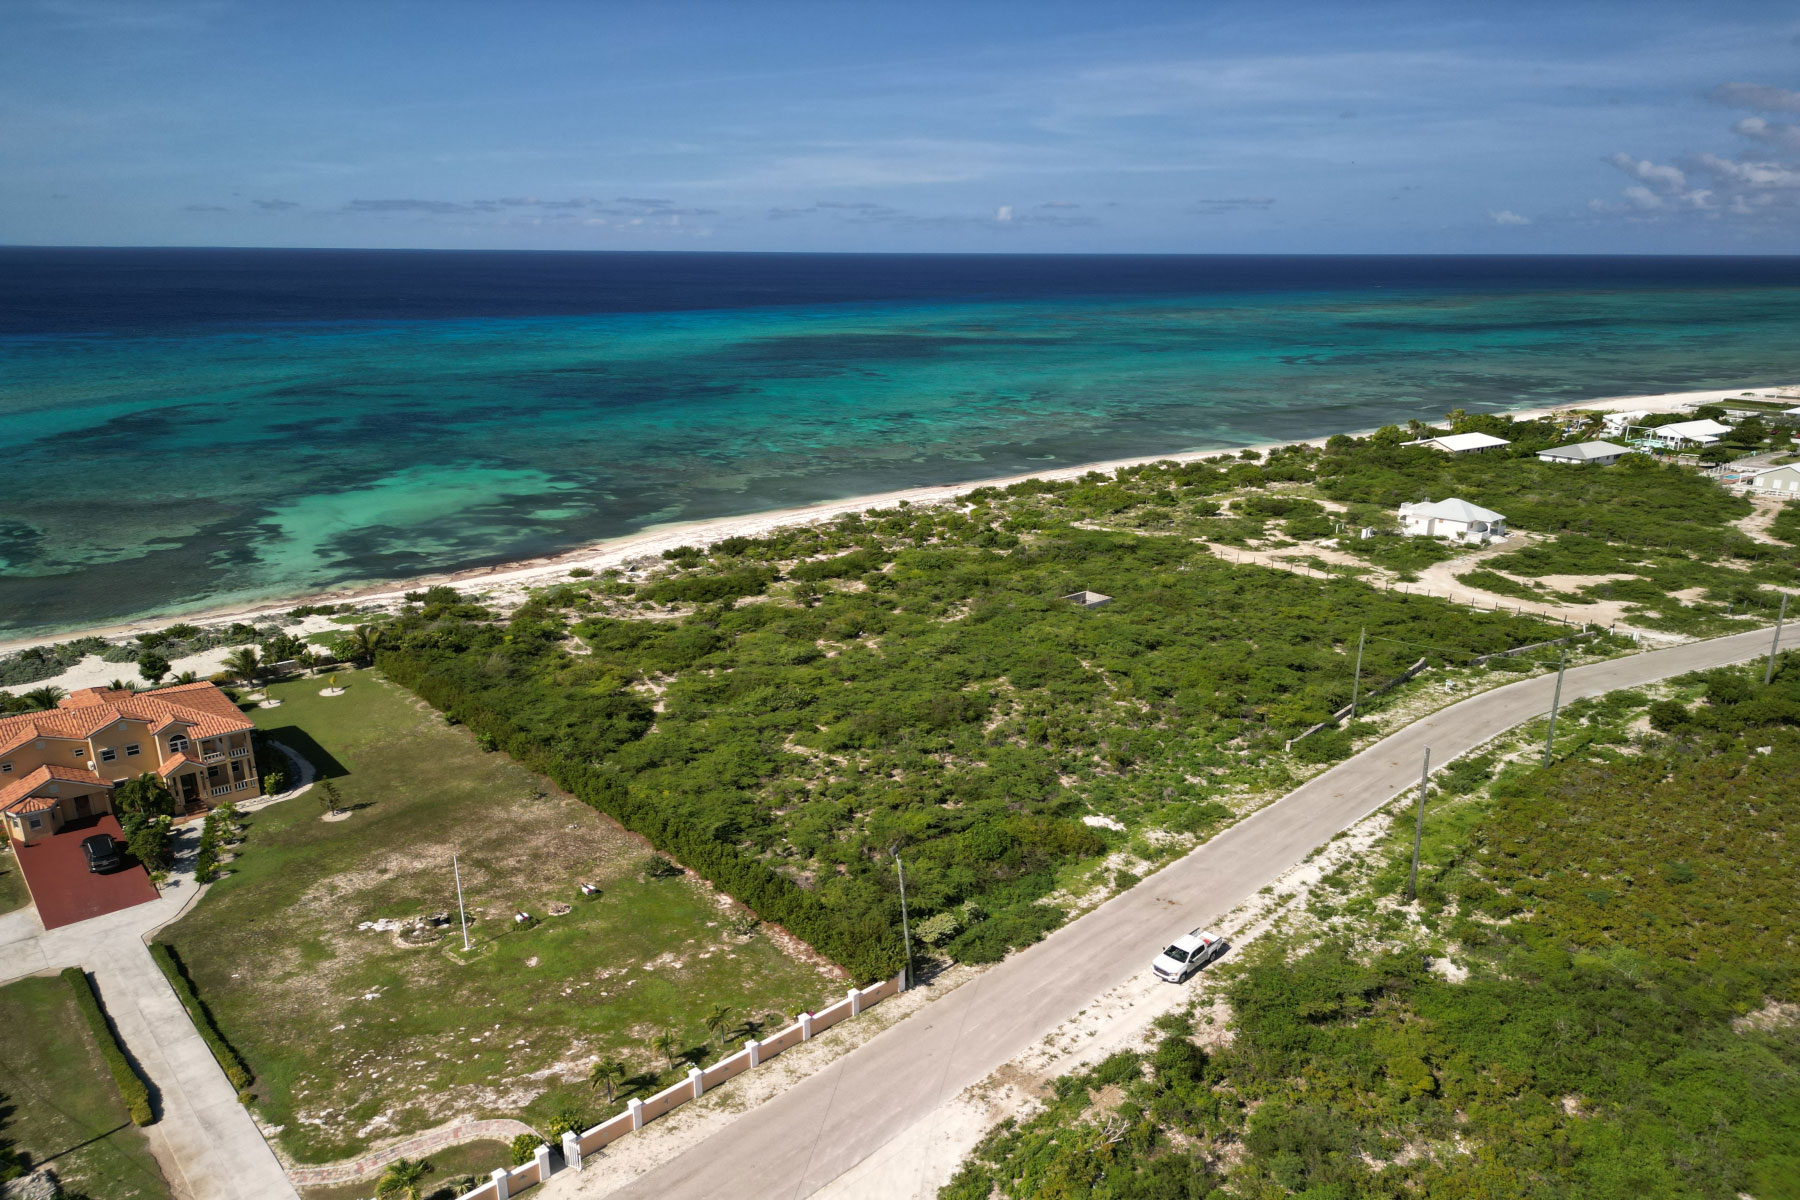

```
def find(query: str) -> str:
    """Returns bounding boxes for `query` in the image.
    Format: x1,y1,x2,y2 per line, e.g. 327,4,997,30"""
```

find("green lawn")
0,975,171,1200
299,1139,511,1200
159,670,841,1164
0,846,32,916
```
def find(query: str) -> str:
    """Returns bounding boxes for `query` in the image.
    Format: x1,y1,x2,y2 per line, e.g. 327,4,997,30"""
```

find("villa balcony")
202,751,226,763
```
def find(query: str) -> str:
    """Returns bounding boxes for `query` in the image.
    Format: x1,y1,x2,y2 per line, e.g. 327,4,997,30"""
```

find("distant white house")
1398,498,1508,544
1404,431,1511,454
1538,440,1631,466
1650,418,1732,448
1749,464,1800,499
1062,590,1113,609
1601,409,1650,436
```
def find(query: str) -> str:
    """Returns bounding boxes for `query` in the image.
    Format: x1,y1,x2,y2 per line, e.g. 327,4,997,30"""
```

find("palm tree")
342,623,385,666
374,1156,430,1200
650,1029,678,1072
703,1005,733,1045
19,685,65,711
223,647,261,686
588,1058,627,1104
174,670,199,684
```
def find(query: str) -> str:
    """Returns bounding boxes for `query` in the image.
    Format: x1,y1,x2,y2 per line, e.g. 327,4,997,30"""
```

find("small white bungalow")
1538,440,1630,466
1602,409,1650,436
1063,590,1113,609
1749,464,1800,499
1651,418,1732,448
1404,431,1511,454
1398,498,1508,545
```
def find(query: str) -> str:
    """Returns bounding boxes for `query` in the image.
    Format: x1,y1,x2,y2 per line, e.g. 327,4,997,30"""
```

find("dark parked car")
81,833,122,874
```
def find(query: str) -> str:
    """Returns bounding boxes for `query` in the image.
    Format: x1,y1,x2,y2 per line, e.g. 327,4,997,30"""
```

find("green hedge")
378,650,903,982
148,942,253,1090
60,967,154,1126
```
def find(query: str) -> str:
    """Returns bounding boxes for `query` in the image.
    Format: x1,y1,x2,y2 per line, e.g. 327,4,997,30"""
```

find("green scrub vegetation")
375,462,1587,979
941,653,1800,1200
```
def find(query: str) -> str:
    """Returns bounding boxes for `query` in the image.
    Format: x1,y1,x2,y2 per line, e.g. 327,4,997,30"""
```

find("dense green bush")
376,467,1577,977
947,653,1800,1198
149,942,253,1090
61,967,154,1126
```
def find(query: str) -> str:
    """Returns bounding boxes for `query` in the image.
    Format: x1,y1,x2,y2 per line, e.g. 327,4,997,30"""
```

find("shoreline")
4,382,1793,658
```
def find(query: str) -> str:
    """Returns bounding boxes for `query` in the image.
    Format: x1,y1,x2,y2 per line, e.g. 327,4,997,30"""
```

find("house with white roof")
1601,410,1650,436
1397,498,1508,544
1749,464,1800,499
1650,418,1731,448
1538,440,1631,466
1404,431,1511,454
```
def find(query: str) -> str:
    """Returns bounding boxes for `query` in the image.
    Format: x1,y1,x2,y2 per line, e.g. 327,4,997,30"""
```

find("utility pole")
1542,646,1567,768
890,845,913,989
453,851,471,951
1349,626,1366,720
1406,747,1431,904
1767,593,1789,686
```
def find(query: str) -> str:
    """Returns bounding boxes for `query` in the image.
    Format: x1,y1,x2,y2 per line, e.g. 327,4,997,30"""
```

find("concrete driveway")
0,828,299,1200
572,621,1795,1200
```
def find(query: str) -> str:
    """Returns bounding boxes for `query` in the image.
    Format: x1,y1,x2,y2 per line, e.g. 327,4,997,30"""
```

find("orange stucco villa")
0,683,261,845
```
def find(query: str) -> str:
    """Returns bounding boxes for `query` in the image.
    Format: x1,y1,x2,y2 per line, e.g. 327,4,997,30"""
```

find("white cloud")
1710,82,1800,113
1695,152,1800,188
1490,209,1530,226
1735,117,1800,153
1606,152,1686,193
995,205,1013,222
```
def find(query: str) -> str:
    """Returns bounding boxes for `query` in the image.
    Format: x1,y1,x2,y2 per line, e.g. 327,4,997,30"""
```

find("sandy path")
1736,495,1797,546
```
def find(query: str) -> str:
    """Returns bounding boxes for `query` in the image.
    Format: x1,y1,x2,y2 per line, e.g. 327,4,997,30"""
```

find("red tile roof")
0,765,114,814
0,681,253,760
156,752,204,778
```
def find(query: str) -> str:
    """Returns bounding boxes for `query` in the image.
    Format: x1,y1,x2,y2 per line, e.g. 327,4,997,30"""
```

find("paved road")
0,833,300,1200
584,622,1794,1200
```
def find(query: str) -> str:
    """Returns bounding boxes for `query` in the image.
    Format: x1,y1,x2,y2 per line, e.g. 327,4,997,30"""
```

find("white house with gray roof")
1538,440,1630,465
1397,498,1508,544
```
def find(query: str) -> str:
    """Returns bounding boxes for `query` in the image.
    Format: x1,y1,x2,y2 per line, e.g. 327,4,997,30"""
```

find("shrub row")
148,942,253,1090
378,650,904,982
60,967,154,1126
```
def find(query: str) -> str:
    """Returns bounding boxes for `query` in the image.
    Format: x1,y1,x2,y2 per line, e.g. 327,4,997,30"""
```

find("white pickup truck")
1151,929,1228,983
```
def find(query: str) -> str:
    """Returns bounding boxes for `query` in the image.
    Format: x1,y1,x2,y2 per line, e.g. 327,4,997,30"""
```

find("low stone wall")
444,970,908,1199
286,1117,538,1187
502,969,912,1197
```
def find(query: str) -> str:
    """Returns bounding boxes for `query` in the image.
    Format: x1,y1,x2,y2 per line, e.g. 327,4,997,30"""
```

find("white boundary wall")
452,969,907,1199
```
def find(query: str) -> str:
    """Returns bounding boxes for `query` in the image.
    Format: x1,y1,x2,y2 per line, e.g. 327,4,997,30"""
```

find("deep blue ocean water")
5,248,1800,639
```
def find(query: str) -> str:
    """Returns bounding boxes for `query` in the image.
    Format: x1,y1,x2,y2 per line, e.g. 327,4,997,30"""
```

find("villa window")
100,747,116,762
26,816,41,830
126,744,140,757
72,747,85,759
0,763,10,774
168,735,189,755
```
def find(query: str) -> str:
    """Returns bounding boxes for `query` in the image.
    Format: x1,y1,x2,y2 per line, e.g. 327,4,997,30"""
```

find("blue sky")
5,0,1800,253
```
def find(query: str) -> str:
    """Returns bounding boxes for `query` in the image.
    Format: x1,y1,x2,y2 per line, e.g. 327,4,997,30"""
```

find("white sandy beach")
5,383,1794,674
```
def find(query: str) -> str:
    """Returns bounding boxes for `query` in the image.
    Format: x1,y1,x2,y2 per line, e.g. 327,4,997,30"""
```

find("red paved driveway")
11,815,159,930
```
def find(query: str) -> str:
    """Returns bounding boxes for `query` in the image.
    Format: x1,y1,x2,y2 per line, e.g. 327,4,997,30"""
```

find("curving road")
573,621,1793,1200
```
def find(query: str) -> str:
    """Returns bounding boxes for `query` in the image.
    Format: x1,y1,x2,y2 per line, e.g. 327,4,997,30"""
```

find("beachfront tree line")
371,434,1604,979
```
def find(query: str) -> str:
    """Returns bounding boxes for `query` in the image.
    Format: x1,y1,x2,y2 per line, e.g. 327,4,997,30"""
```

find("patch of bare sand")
1735,496,1796,547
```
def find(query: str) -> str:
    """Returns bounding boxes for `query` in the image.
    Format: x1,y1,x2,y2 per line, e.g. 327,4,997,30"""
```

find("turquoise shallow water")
6,262,1800,639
